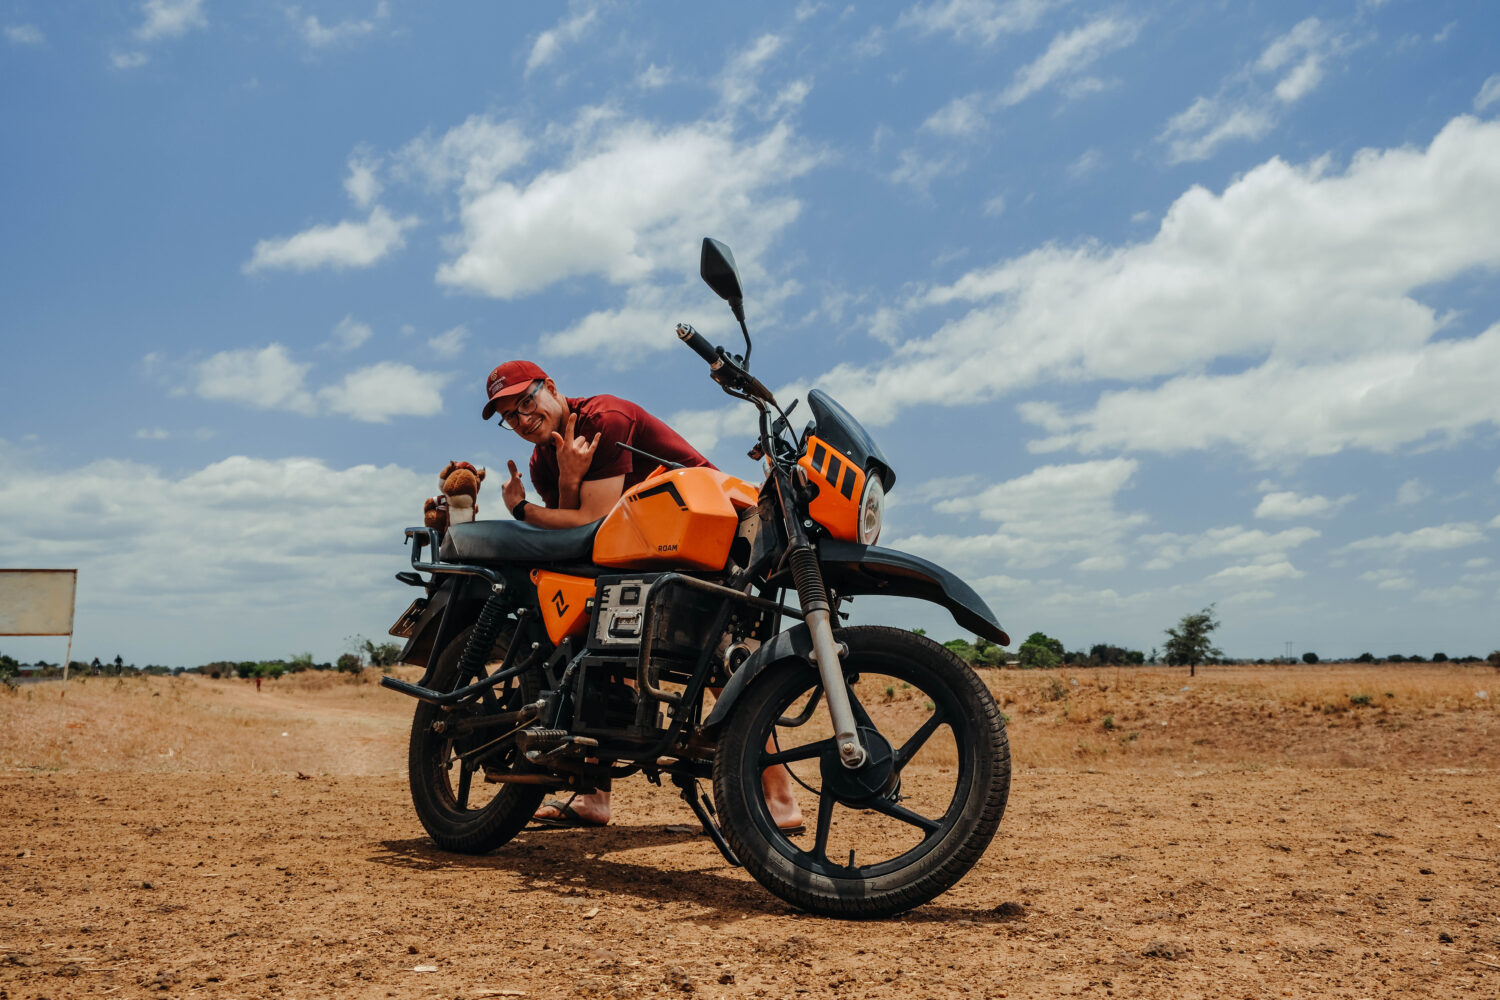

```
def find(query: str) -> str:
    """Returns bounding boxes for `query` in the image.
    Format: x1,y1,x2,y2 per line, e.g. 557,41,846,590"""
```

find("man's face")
500,379,567,445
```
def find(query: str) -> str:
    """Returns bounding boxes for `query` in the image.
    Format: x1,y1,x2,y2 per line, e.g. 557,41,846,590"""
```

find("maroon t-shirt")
529,395,715,509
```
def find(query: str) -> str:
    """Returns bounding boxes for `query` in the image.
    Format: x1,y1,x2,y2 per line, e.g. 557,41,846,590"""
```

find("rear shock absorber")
456,584,510,683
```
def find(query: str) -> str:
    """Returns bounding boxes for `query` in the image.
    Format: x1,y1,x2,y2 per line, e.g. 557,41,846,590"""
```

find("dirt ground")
2,663,1498,999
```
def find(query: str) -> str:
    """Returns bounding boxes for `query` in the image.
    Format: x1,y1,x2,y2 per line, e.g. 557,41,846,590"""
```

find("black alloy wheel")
714,625,1010,917
407,623,549,854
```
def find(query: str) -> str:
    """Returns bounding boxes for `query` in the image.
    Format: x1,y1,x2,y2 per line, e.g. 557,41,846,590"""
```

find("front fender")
818,539,1009,646
702,624,815,730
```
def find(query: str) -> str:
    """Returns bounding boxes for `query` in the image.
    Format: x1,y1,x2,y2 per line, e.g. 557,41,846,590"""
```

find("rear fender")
397,576,493,685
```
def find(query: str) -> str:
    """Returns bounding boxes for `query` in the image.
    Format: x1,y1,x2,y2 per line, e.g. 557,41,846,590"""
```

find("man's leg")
762,740,804,830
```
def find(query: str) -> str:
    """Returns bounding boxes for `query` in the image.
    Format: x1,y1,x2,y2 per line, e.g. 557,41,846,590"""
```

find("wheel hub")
819,726,896,803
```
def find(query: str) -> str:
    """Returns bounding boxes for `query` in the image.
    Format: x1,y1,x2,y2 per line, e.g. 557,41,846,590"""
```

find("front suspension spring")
789,546,828,615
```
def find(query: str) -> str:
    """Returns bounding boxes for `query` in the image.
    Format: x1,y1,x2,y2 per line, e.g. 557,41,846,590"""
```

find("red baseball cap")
481,360,549,420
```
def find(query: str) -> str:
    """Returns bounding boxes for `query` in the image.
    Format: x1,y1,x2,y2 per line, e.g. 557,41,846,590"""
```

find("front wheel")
407,623,548,854
713,625,1010,917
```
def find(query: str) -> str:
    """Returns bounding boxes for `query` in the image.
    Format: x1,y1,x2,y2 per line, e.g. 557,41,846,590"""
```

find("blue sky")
3,0,1498,666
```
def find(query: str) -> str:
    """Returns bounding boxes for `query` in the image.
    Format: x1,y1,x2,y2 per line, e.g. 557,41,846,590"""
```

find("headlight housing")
857,474,885,545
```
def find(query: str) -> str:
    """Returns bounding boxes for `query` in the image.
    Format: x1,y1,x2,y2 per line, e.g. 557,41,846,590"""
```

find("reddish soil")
2,665,1498,999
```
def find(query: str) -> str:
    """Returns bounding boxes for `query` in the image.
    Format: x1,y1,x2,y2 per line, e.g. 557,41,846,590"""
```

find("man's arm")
521,475,625,528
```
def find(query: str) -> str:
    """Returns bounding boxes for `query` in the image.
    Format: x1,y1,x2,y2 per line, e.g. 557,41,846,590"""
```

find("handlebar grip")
676,323,721,366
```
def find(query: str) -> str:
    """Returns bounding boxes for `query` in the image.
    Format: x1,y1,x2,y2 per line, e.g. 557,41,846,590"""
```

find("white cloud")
0,449,433,663
1026,327,1500,460
1142,525,1319,571
193,344,316,415
1415,585,1479,604
1395,478,1431,506
135,0,206,42
344,151,382,208
1342,522,1487,555
888,148,963,195
718,34,785,109
328,315,373,352
1474,75,1500,112
112,51,150,70
426,325,470,359
637,64,671,89
1159,98,1275,163
1161,18,1340,163
1360,568,1412,590
898,0,1054,46
982,194,1006,217
1465,557,1492,569
1206,556,1304,584
434,117,816,299
135,428,169,441
396,115,534,195
922,94,987,137
998,15,1139,107
526,2,601,75
245,206,416,273
810,115,1500,462
897,458,1146,571
317,363,450,423
1067,148,1103,179
5,24,43,45
1254,490,1352,519
290,1,388,48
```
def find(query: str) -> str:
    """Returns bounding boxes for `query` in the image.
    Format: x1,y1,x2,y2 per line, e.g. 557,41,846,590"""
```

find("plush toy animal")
424,461,486,534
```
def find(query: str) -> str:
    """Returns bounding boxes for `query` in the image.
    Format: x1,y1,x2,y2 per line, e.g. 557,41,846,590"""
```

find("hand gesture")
502,460,526,512
552,411,601,487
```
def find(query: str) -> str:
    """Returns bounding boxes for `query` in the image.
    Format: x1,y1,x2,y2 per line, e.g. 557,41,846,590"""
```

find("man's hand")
553,412,601,488
502,460,526,513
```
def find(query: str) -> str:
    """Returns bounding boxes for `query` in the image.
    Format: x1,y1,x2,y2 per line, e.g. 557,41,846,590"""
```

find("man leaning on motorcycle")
482,359,804,833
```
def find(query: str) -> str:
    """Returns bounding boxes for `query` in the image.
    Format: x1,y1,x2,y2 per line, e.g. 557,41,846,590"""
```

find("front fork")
777,469,867,769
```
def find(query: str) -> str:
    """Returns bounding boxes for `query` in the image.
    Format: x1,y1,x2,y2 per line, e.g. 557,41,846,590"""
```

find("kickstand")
672,774,741,868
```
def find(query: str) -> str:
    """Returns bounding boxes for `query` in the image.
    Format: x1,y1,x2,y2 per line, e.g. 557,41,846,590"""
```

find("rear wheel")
407,623,548,854
714,625,1010,917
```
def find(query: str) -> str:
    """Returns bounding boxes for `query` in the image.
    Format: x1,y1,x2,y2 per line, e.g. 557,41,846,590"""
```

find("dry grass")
983,661,1498,771
0,669,414,775
4,661,1495,777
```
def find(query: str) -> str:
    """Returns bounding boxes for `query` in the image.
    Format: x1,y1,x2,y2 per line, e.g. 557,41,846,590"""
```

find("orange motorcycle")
383,238,1012,917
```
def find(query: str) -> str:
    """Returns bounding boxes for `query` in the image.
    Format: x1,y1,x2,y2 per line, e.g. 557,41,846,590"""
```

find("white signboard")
0,569,78,636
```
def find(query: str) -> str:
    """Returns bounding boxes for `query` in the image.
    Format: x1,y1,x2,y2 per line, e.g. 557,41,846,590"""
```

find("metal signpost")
0,569,79,681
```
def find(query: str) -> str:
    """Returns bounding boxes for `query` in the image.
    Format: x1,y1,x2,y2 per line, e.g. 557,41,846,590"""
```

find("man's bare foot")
762,764,804,832
533,789,610,827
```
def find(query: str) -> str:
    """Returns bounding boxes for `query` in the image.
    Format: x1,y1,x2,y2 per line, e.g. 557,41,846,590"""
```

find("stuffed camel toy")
423,461,486,534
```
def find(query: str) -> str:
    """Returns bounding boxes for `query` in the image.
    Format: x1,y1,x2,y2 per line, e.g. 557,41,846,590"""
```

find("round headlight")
857,474,885,545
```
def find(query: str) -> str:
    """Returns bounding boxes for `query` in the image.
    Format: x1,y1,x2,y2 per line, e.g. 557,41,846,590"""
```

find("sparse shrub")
336,653,362,674
883,684,896,702
1349,693,1372,706
1432,652,1448,662
1489,650,1500,668
1387,654,1405,663
1101,714,1116,731
1043,676,1068,702
1302,652,1319,664
1018,632,1064,670
1356,652,1375,663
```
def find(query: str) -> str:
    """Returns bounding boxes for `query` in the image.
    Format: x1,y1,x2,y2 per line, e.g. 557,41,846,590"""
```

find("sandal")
532,794,608,829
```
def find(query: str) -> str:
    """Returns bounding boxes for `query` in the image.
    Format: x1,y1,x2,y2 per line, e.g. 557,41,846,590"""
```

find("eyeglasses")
496,380,546,430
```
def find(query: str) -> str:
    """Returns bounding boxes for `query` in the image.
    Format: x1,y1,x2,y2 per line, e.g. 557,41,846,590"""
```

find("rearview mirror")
700,238,744,317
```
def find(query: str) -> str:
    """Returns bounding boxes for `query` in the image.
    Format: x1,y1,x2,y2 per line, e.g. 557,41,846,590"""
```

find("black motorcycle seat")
439,518,603,565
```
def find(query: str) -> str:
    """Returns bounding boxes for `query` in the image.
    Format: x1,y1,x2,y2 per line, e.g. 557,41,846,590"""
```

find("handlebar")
676,323,777,406
676,323,722,366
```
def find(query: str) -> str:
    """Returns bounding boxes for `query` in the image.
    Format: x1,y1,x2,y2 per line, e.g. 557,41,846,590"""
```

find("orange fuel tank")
592,467,760,571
